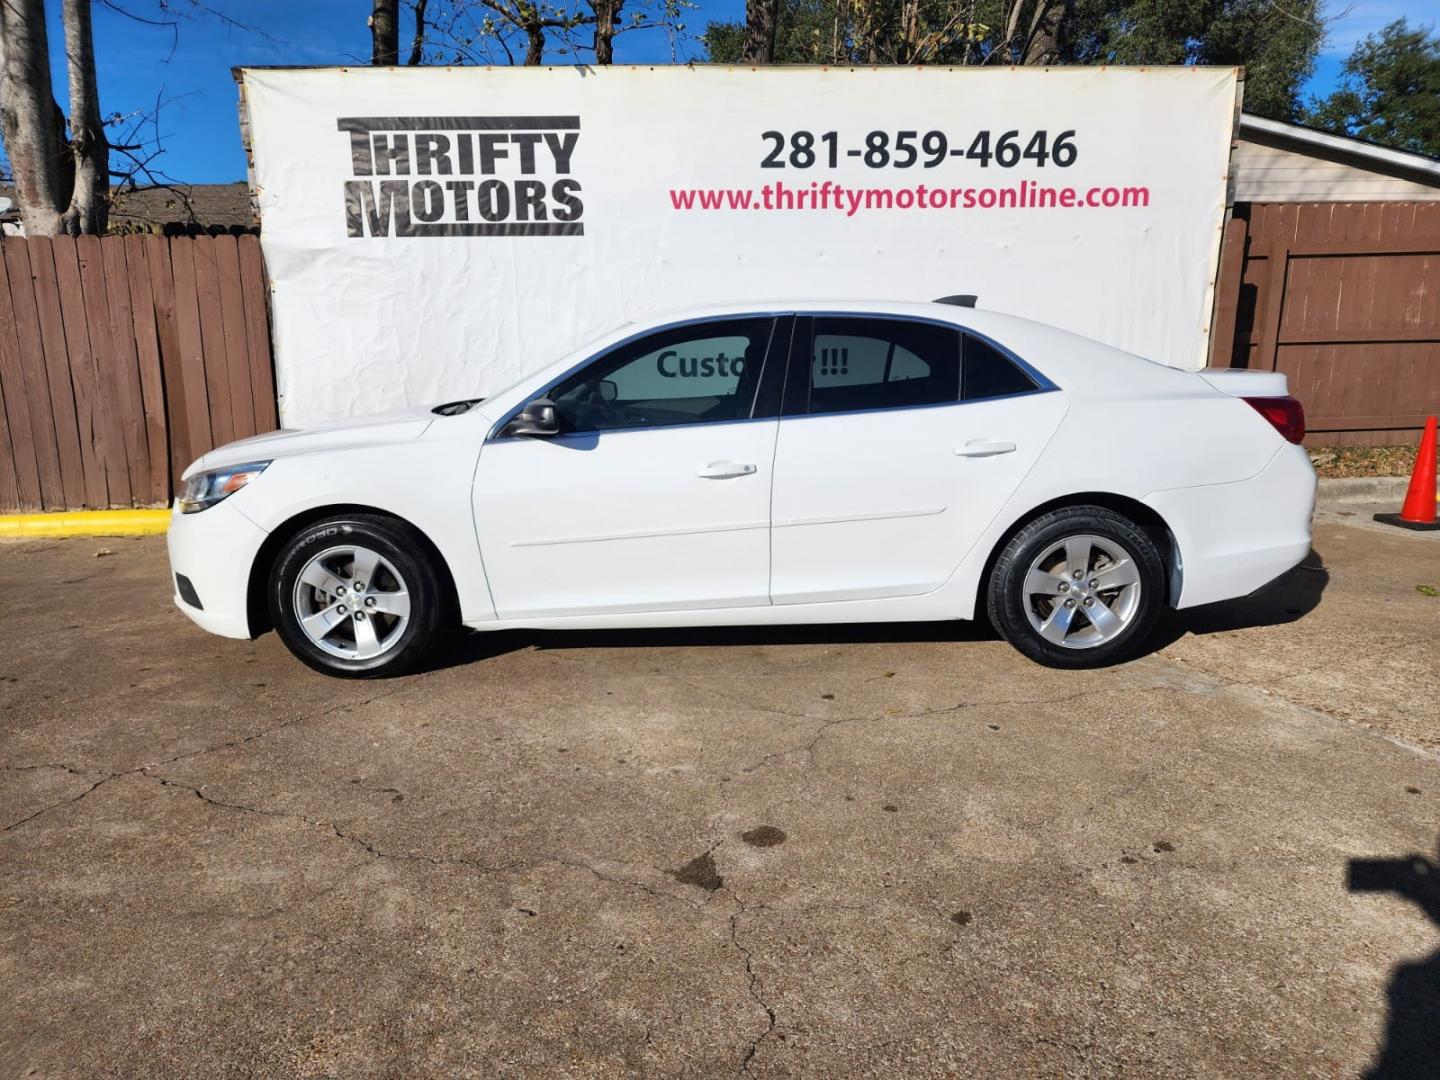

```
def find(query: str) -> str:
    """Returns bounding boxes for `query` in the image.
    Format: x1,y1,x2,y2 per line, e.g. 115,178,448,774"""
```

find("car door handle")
697,462,758,479
954,440,1017,458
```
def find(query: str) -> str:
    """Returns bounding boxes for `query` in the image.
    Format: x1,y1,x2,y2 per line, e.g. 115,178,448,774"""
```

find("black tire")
985,505,1166,669
268,513,446,678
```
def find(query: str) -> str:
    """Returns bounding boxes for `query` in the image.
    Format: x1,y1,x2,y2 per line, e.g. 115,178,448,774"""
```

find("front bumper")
166,498,270,639
1149,444,1316,610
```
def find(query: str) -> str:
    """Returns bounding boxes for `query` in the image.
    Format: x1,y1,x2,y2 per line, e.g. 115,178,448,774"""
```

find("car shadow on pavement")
415,550,1329,674
1348,841,1440,1079
418,617,997,673
1147,548,1329,652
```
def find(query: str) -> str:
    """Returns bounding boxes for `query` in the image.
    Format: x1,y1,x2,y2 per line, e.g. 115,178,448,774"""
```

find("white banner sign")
239,65,1239,428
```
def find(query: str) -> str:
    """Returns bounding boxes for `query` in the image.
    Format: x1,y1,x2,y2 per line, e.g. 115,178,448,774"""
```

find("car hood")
186,407,437,478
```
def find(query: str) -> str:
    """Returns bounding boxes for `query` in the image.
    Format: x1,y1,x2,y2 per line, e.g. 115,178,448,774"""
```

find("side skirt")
465,591,969,633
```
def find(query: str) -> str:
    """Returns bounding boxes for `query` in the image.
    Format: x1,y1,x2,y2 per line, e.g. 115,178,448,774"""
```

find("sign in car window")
814,334,930,388
616,335,753,400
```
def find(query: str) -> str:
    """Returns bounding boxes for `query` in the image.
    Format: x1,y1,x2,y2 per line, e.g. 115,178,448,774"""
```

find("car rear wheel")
986,505,1165,669
269,514,445,678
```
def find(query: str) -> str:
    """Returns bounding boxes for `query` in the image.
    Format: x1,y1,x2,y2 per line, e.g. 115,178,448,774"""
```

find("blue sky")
45,0,1437,184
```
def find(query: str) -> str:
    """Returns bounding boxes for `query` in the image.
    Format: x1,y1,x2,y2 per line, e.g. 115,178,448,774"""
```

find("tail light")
1242,396,1305,444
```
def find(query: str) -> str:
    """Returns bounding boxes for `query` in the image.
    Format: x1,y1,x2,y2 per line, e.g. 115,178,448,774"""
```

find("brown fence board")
1380,205,1418,336
191,238,235,449
27,239,88,508
50,238,109,508
237,236,277,432
213,235,257,440
100,238,154,504
1418,203,1440,326
2,241,65,508
0,250,46,509
167,239,215,468
1211,200,1440,447
143,235,192,488
123,236,171,506
0,376,19,511
1210,216,1247,366
75,235,133,507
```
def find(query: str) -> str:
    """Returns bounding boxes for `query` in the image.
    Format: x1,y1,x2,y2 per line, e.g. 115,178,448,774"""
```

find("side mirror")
598,379,618,403
500,397,558,438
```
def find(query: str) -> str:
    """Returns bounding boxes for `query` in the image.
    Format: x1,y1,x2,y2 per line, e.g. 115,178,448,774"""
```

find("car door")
769,315,1067,605
473,316,791,619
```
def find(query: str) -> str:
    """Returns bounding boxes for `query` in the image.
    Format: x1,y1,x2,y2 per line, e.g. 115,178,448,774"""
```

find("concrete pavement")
2,518,1438,1077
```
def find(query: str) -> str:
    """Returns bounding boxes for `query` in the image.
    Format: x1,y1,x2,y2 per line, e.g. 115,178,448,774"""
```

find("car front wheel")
986,505,1165,669
269,513,445,678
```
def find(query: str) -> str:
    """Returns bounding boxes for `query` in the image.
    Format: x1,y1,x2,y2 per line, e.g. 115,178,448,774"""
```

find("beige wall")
1233,138,1440,202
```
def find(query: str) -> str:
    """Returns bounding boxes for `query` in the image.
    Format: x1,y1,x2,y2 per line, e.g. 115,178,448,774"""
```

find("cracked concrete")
730,899,778,1076
2,520,1439,1077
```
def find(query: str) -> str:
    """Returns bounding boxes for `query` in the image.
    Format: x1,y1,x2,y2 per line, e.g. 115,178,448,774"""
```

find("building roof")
0,182,256,233
1238,115,1440,190
109,182,256,233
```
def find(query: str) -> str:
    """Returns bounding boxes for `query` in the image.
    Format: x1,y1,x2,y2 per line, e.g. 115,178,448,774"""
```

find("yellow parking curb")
0,508,171,539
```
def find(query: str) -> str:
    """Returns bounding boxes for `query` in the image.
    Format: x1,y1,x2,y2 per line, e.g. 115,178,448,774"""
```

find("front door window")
550,318,778,434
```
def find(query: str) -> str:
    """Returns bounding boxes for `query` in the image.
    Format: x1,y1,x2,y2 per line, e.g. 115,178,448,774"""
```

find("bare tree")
0,0,108,234
407,0,430,63
0,0,72,234
467,0,593,64
852,0,881,62
589,0,698,65
371,0,400,63
0,0,277,233
741,0,778,61
1022,0,1068,64
980,0,1070,65
589,0,621,62
62,0,108,233
1013,0,1068,65
411,0,691,66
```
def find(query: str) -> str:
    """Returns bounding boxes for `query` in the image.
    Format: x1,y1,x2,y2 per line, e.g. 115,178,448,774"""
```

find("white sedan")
167,300,1315,677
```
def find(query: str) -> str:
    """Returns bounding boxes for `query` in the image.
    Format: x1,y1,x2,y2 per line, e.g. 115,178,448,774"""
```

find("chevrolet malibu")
167,300,1316,677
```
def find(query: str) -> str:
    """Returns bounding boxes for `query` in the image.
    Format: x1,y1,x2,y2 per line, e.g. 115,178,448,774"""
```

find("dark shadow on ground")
413,550,1329,675
1349,842,1440,1079
1147,547,1329,650
415,616,996,674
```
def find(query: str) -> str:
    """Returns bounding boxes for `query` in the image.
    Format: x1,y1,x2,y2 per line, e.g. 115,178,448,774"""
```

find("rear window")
962,334,1039,401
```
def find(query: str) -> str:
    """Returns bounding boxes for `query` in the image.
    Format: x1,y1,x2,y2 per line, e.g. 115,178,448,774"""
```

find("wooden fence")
3,204,1437,512
1210,201,1440,447
0,234,277,512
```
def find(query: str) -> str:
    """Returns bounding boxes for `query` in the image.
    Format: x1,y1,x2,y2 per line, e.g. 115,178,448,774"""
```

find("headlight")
178,461,270,514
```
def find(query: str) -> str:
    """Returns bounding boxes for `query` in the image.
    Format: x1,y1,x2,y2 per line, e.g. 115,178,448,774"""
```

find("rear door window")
786,317,962,416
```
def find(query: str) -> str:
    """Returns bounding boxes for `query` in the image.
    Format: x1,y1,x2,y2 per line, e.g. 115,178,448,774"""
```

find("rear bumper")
165,499,269,639
1149,444,1316,610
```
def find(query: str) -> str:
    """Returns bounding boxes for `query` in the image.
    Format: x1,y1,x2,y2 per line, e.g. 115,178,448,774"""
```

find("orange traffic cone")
1375,415,1439,531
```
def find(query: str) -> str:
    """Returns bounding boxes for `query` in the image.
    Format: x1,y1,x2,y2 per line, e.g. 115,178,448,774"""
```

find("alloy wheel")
292,544,412,661
1021,533,1143,650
